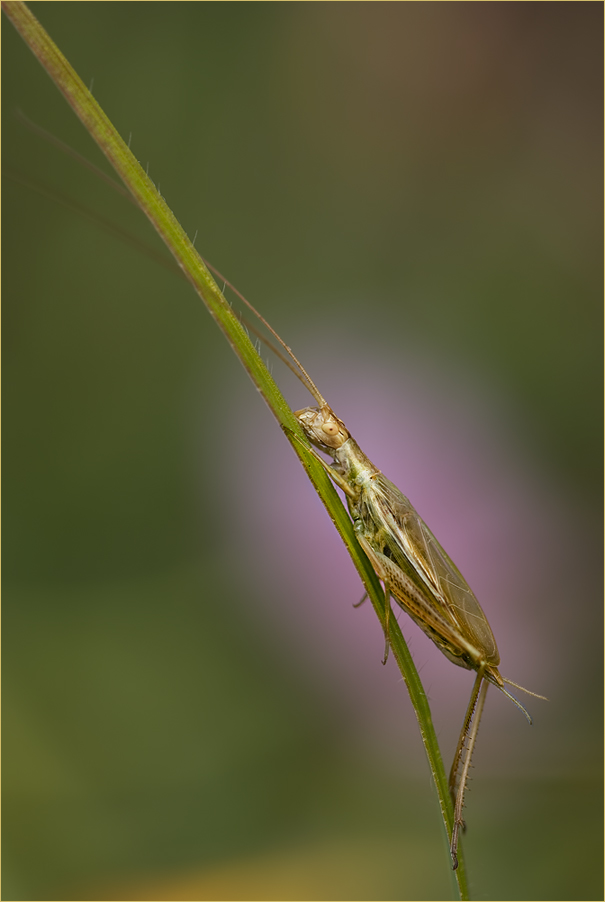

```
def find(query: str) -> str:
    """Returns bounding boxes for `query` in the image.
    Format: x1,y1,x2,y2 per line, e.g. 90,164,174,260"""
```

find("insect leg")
381,580,392,665
449,673,489,869
284,427,358,500
449,672,483,809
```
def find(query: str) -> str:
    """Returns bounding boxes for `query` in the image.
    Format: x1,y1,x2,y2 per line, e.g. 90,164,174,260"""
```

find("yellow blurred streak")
87,836,444,901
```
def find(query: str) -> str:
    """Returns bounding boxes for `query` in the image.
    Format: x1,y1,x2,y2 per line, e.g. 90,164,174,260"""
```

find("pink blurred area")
226,321,582,772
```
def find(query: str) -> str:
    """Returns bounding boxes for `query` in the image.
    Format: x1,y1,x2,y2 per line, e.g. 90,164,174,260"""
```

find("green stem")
3,2,468,896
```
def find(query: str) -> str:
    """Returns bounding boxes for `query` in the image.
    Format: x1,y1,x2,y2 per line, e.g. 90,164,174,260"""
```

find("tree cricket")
225,279,546,870
10,117,545,871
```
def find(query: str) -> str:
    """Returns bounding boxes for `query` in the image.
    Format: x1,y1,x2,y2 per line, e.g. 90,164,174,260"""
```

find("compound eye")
322,421,339,437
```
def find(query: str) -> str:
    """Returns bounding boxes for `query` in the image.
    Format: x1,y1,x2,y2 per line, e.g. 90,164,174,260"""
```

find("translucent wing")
366,474,499,666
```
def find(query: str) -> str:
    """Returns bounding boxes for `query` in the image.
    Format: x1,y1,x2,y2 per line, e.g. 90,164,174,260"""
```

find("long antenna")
13,110,328,408
199,258,327,407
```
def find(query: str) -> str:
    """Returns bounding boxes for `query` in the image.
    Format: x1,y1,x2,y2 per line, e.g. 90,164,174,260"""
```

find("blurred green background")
3,4,602,900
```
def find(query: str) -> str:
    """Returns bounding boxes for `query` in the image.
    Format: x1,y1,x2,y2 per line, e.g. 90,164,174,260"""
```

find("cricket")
12,113,545,872
221,276,546,870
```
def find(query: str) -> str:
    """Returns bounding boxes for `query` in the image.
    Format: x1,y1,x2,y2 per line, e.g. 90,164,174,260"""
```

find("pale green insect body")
295,401,538,869
295,403,502,684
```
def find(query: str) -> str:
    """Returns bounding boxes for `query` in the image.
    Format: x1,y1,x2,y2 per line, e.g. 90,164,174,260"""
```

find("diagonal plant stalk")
3,3,469,896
